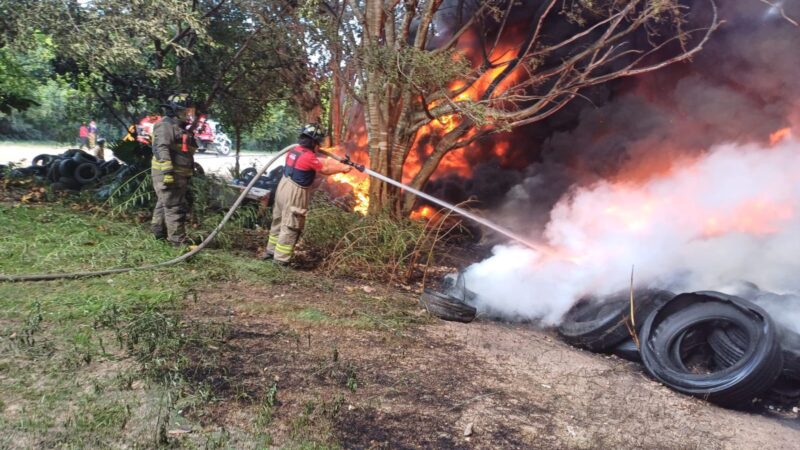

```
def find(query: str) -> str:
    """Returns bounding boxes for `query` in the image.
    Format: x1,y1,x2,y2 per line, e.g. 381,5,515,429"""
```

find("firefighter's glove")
162,173,176,187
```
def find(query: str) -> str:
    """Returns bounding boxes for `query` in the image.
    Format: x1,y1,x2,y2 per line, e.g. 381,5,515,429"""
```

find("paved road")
0,142,282,178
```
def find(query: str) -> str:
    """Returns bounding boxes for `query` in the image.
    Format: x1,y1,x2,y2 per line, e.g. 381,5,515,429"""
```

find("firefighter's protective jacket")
151,116,195,178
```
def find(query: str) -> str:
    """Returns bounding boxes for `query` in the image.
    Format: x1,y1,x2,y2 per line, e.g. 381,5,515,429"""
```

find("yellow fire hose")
0,145,294,282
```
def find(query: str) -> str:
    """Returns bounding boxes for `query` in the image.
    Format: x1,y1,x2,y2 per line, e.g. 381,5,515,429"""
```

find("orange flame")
330,172,370,215
769,127,791,145
410,205,435,221
702,200,794,237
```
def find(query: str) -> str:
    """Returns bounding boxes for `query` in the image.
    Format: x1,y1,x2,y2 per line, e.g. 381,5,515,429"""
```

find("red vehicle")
136,115,162,145
195,116,232,156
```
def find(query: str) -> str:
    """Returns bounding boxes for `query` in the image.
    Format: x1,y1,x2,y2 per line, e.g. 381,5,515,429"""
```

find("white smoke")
464,137,800,326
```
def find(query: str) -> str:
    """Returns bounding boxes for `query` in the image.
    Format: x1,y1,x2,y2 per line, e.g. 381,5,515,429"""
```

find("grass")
0,198,433,448
0,202,294,447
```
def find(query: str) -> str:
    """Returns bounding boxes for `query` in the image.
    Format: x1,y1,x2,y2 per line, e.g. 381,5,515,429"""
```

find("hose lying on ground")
0,145,294,283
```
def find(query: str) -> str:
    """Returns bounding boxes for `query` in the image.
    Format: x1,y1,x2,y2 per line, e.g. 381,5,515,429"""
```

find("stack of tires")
232,166,283,206
232,165,283,190
12,150,121,191
558,289,800,408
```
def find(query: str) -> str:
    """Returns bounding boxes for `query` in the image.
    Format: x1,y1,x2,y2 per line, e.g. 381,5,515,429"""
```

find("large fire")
326,25,530,218
329,171,370,215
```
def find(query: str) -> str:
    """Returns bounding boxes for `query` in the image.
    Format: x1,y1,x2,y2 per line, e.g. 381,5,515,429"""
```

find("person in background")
123,124,138,142
88,119,97,149
95,138,106,160
78,122,89,149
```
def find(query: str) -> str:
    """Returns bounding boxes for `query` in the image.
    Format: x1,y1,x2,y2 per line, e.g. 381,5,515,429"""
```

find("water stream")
363,168,556,256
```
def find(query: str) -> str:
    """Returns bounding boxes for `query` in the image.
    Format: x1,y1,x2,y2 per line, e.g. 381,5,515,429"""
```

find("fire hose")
0,145,294,283
2,145,550,282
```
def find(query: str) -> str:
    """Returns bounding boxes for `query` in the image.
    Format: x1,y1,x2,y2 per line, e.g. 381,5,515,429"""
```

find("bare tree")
315,0,720,215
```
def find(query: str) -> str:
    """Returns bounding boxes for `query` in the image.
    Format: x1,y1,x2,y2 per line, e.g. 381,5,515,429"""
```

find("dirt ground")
181,279,800,449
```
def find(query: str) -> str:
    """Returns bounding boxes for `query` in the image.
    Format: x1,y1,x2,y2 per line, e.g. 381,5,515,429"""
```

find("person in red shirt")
261,123,352,265
78,123,89,149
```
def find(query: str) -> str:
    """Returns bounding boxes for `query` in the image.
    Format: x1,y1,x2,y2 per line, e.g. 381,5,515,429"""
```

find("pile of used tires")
558,289,800,408
231,166,283,206
232,165,283,191
8,150,121,191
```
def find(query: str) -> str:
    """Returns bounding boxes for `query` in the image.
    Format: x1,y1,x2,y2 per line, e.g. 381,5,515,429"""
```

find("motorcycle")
196,119,232,156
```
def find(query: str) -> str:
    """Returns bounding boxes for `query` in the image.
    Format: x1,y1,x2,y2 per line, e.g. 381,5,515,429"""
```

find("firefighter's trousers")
267,177,311,262
151,171,190,245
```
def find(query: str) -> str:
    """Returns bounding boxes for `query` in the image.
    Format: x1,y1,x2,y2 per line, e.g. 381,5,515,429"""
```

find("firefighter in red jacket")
151,94,197,246
261,124,351,265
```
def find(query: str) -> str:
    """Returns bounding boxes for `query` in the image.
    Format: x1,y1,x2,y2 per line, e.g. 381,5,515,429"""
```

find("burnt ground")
177,279,800,449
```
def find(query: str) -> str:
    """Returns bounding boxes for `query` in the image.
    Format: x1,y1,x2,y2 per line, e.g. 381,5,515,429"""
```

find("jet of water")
363,168,557,256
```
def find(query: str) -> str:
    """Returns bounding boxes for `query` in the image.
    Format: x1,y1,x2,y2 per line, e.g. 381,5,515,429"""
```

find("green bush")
311,205,451,283
302,195,361,254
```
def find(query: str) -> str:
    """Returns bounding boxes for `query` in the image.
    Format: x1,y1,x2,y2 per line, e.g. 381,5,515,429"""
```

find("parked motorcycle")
196,119,232,156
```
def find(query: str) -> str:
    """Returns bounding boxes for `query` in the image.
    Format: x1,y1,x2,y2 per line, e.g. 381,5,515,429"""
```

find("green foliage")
108,140,151,167
302,195,362,254
243,101,303,151
2,0,310,146
0,50,39,114
0,33,122,141
322,211,433,281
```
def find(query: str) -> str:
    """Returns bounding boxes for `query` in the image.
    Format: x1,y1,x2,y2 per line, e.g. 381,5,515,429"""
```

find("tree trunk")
330,67,343,146
234,125,241,176
364,0,396,216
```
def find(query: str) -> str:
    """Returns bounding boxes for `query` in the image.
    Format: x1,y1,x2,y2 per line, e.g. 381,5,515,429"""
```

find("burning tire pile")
422,282,800,410
557,289,800,409
6,150,121,191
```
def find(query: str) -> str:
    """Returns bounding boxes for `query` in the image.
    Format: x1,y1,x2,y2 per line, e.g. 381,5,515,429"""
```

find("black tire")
57,176,81,191
72,150,98,164
100,159,121,175
420,289,476,323
765,377,800,403
59,159,79,180
779,336,800,382
74,162,100,184
32,154,54,166
708,328,746,369
10,168,34,178
241,167,257,181
640,292,783,408
612,338,641,362
27,165,47,177
47,159,62,182
193,162,205,176
558,289,674,352
268,166,284,181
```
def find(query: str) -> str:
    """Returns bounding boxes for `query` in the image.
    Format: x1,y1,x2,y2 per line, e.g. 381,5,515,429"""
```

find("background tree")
311,0,720,215
1,0,311,142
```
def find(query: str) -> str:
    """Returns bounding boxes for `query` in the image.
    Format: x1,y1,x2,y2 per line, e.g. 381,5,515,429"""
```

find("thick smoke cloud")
497,0,800,229
465,138,800,324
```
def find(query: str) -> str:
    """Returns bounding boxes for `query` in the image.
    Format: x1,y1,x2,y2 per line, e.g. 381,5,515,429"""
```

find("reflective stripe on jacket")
152,116,195,177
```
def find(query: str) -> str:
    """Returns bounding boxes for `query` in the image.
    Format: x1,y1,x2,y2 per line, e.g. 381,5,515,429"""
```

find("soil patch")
182,281,800,448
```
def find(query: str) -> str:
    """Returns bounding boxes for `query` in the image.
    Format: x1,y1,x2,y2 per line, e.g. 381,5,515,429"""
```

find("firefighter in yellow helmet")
150,94,197,246
261,124,351,265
